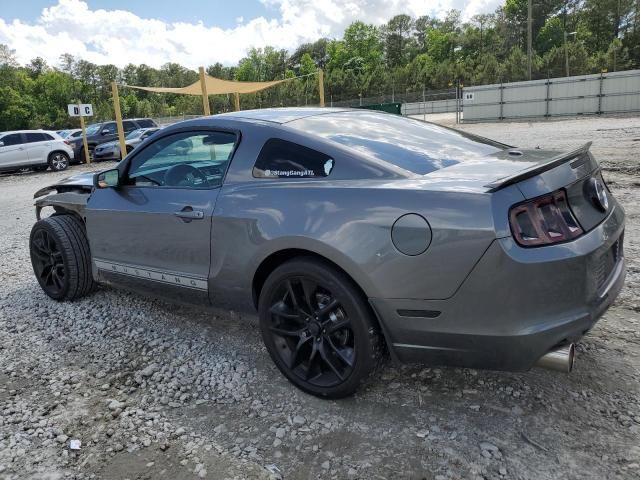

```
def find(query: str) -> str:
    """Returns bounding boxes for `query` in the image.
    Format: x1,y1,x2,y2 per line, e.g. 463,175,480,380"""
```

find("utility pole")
527,0,532,80
564,31,577,77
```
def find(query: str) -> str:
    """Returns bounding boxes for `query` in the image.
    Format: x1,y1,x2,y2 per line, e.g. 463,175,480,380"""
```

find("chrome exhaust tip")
535,344,575,373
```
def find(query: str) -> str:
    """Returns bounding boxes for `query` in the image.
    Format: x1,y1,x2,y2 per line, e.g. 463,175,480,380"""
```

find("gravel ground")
1,116,639,480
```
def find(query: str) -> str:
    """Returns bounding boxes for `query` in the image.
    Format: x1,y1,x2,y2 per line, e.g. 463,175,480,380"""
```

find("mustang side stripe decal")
94,260,208,291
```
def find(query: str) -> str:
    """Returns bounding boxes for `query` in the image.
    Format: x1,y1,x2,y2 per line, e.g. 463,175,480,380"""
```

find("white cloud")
0,0,501,69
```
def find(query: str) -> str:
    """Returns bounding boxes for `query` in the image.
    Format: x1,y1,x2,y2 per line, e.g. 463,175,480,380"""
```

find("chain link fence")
330,88,456,108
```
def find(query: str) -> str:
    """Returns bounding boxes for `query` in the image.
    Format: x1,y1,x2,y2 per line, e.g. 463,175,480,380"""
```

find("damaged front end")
34,172,95,220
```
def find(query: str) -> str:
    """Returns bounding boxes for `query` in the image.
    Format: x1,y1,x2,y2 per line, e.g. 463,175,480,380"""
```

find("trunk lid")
425,142,611,232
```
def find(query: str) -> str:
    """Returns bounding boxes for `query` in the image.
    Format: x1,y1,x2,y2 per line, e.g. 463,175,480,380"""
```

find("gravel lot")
1,116,639,480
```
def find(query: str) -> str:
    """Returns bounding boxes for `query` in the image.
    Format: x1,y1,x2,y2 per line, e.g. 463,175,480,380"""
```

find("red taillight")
509,190,583,247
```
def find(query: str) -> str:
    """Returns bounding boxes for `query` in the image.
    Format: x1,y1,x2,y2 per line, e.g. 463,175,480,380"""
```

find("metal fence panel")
462,69,640,122
548,97,600,116
464,102,501,120
602,92,640,113
503,83,546,103
503,99,546,118
401,99,458,115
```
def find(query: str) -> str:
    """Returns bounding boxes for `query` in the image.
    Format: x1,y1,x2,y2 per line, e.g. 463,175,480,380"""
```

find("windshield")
126,129,144,139
288,111,506,175
85,124,101,135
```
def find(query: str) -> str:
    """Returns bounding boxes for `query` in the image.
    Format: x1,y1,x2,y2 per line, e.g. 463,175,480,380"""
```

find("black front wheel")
30,215,95,301
259,258,383,398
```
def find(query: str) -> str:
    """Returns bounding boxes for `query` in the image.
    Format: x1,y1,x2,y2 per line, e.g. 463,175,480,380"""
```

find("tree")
384,14,415,68
27,57,48,78
0,44,18,67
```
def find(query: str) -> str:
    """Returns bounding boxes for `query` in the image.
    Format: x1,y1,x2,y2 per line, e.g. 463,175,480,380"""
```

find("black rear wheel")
259,258,383,398
30,215,95,301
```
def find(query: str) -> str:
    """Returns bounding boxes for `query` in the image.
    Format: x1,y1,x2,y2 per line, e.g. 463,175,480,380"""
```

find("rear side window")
25,133,47,142
253,138,335,178
1,133,22,146
136,119,156,128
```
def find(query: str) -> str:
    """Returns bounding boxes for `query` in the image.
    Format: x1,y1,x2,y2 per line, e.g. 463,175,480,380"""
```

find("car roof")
216,107,351,124
0,129,57,135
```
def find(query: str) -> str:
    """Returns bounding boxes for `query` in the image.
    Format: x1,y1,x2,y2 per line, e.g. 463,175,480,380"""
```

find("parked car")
0,130,73,172
57,129,83,140
29,108,625,398
93,128,160,161
68,118,158,163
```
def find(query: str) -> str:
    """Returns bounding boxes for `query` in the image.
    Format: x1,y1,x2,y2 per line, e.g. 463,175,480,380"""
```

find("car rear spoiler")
484,142,593,192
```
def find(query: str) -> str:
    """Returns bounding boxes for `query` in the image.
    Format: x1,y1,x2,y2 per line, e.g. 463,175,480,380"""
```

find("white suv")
0,130,74,173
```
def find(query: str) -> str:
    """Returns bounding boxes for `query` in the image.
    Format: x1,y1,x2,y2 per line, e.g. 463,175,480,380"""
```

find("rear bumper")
370,203,626,370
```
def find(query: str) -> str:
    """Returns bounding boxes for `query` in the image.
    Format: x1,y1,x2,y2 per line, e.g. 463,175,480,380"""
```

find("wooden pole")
79,111,90,165
527,0,532,80
318,69,325,107
111,81,127,161
234,92,240,112
199,66,211,116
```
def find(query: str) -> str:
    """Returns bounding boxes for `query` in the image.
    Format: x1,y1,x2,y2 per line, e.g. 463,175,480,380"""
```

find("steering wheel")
164,164,208,187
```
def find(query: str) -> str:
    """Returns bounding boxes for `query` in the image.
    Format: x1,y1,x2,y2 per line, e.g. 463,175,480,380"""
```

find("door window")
126,130,237,189
101,123,116,134
122,121,136,132
1,133,23,146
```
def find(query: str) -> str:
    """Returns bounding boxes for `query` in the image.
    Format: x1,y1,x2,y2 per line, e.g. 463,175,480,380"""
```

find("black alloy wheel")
29,215,96,301
31,228,66,297
259,258,382,398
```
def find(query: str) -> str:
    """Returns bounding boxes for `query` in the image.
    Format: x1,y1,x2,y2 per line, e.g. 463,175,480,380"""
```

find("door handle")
174,207,204,222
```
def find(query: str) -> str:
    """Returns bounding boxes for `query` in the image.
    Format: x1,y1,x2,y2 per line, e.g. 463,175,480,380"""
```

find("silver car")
29,108,625,398
0,130,74,172
93,128,160,161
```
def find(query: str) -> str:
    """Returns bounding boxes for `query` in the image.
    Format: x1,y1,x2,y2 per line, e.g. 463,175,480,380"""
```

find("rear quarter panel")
210,180,501,308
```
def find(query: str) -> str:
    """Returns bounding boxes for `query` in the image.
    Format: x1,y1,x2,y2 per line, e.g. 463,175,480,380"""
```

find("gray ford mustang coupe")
29,108,625,398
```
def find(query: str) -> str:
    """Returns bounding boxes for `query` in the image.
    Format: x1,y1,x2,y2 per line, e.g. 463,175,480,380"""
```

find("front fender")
35,192,90,221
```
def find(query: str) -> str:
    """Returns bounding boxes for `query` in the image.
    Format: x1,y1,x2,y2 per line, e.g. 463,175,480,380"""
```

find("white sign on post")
67,104,93,117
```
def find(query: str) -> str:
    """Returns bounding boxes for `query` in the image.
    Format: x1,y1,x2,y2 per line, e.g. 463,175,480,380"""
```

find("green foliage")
0,0,638,130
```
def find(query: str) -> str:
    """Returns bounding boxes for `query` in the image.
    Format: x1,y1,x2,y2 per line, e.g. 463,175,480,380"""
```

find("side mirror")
95,168,120,189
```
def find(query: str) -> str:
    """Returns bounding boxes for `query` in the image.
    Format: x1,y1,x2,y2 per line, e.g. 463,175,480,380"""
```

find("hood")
34,171,95,198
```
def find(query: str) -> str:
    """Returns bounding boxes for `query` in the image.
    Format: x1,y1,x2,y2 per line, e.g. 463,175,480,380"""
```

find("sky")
0,0,502,69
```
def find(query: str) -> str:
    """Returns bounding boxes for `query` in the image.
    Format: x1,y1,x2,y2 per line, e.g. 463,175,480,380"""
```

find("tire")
48,151,69,171
80,146,94,164
258,258,383,398
29,214,96,301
